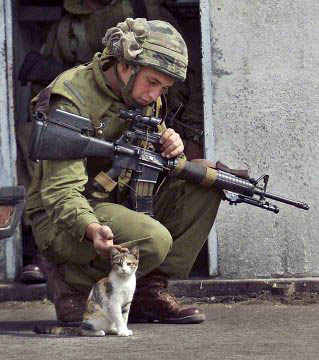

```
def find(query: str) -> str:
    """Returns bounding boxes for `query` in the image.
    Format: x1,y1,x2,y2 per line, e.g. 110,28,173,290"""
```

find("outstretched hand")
85,223,128,258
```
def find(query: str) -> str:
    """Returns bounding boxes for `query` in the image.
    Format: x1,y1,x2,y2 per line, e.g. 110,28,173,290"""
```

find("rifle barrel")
254,189,309,210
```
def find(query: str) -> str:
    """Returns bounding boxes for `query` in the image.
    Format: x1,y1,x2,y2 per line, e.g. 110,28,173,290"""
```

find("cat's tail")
33,325,81,336
33,325,106,337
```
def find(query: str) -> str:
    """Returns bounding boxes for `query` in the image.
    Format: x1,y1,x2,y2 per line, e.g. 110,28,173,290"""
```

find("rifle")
0,186,26,239
29,109,309,216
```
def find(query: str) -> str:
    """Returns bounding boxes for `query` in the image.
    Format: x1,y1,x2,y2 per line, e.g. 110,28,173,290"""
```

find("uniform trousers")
31,178,221,292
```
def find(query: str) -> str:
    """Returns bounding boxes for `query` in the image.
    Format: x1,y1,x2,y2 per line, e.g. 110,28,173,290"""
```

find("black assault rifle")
29,109,309,216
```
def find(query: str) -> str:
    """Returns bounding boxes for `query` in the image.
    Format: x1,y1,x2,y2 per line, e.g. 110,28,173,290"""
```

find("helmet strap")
114,63,142,108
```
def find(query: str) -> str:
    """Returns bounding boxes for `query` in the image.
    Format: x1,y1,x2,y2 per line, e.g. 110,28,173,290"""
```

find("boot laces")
158,290,182,307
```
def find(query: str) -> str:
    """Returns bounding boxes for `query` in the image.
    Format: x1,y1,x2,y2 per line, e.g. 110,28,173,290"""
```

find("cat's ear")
110,247,121,258
130,246,139,259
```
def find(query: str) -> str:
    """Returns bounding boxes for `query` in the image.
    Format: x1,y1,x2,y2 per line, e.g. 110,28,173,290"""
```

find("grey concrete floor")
1,300,319,360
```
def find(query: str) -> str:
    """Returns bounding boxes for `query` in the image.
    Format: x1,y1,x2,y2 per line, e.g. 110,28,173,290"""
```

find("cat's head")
110,246,139,276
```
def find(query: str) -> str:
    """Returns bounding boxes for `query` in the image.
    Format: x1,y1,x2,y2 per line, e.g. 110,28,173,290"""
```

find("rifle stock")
29,111,123,161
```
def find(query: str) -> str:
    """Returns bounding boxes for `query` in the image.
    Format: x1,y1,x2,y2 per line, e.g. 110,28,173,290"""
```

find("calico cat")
34,246,139,337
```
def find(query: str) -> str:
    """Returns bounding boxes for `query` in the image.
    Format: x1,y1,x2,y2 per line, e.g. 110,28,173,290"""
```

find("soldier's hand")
85,223,128,258
160,128,184,158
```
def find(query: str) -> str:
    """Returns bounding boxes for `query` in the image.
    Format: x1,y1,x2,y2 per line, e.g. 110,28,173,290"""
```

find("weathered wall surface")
0,4,16,185
0,1,19,281
209,0,319,277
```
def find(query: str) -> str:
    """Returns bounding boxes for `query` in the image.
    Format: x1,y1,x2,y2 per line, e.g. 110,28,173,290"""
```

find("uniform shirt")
26,54,155,242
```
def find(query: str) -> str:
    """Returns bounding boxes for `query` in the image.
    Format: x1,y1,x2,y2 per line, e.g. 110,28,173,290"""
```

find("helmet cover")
102,17,188,82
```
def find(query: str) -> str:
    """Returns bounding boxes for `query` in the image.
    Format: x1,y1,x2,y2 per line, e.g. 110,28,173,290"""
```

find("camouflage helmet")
102,18,188,82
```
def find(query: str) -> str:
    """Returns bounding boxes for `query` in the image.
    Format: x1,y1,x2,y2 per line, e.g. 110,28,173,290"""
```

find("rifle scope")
118,109,161,130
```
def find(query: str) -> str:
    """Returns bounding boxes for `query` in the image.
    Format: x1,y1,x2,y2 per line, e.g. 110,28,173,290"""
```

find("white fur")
83,258,137,337
107,266,136,336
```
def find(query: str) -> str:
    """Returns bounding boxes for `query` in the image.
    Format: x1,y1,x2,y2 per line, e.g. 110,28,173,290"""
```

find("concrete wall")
0,4,16,186
207,0,319,278
0,0,22,281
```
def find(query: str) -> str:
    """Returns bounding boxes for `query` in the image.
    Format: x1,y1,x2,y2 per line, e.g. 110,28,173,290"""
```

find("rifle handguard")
169,157,218,188
214,170,254,197
170,158,253,196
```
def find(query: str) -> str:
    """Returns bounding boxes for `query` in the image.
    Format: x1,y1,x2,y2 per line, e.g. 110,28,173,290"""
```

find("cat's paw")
117,328,133,337
96,330,106,337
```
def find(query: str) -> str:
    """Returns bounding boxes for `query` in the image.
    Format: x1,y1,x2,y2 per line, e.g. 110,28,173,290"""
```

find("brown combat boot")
20,253,53,284
46,264,89,325
129,272,205,324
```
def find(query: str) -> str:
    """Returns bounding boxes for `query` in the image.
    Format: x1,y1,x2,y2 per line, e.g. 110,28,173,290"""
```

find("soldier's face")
120,65,174,106
132,67,174,106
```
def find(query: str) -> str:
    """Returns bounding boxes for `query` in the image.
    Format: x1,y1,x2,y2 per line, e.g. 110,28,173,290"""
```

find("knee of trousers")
139,223,173,268
187,181,222,204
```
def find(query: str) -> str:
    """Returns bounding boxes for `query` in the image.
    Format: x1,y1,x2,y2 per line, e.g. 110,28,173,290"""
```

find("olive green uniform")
26,52,221,292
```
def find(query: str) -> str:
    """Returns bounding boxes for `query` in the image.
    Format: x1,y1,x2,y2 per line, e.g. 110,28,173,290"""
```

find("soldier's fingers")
99,225,114,240
160,135,183,156
159,128,177,144
113,245,129,253
161,133,180,149
162,144,184,158
161,142,178,156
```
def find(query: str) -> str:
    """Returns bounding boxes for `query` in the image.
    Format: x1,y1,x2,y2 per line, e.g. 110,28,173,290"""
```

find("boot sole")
129,312,205,324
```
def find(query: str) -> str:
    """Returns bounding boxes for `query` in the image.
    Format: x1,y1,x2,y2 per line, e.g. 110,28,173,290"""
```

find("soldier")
18,0,135,283
19,0,202,283
26,18,221,324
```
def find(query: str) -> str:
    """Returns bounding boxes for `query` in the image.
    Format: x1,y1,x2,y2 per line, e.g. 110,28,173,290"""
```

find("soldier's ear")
117,62,131,75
